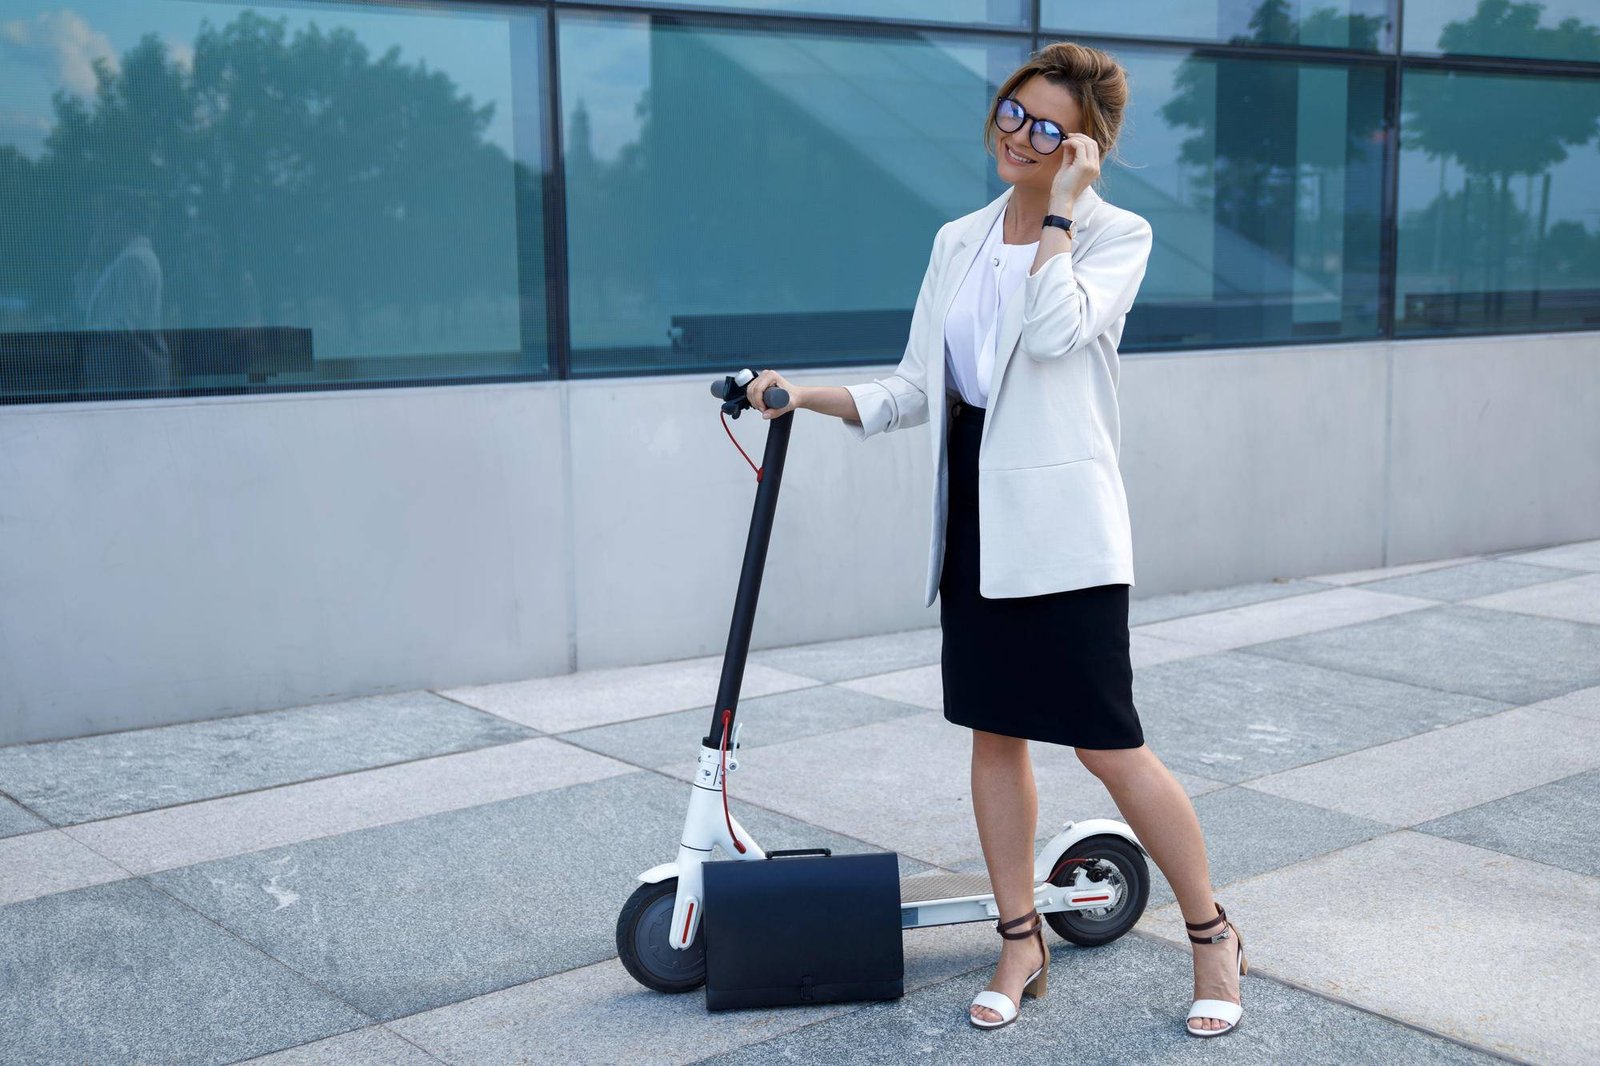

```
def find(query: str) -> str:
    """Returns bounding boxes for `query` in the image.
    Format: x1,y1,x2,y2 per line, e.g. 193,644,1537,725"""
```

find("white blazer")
840,182,1154,607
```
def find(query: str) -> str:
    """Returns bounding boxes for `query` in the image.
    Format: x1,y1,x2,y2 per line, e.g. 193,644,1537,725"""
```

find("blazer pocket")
982,348,1098,470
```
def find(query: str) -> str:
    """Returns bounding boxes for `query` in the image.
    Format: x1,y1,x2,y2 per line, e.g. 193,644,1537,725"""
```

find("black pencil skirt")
938,398,1145,749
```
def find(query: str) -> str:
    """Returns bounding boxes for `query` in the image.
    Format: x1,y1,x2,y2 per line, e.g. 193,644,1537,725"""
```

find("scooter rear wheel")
616,877,706,992
1044,834,1149,947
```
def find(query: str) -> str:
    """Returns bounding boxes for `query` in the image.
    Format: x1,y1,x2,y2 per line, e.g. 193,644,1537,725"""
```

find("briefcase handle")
765,847,833,859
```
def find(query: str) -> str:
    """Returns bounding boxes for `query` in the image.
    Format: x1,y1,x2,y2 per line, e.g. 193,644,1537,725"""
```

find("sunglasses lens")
995,98,1024,132
1032,122,1063,154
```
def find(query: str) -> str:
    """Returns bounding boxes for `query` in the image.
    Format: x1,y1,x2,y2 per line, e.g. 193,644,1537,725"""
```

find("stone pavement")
4,539,1600,1065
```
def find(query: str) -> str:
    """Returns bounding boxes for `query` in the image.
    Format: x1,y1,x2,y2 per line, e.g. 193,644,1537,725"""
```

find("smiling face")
994,75,1084,190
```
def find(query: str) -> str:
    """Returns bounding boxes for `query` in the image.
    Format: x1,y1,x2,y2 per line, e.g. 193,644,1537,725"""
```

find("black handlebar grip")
709,376,789,411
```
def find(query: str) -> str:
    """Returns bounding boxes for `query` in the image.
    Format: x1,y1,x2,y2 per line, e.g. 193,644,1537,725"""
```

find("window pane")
1397,67,1600,336
1109,49,1388,349
569,0,1029,28
558,12,1027,375
0,1,549,404
1041,1,1394,51
1404,1,1600,62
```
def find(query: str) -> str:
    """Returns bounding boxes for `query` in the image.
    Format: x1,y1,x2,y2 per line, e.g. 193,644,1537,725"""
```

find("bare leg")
967,729,1048,1024
1075,744,1241,1032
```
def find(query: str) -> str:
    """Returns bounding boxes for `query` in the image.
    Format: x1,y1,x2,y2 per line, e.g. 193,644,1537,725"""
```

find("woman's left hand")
1051,133,1101,204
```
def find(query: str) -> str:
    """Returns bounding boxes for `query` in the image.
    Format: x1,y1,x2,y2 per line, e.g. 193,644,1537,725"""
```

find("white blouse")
943,205,1038,409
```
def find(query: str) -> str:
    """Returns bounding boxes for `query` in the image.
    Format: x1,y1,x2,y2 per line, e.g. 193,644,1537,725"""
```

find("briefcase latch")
799,974,815,1002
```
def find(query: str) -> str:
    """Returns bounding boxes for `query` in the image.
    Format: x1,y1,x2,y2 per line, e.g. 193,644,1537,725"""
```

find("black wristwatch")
1042,214,1074,236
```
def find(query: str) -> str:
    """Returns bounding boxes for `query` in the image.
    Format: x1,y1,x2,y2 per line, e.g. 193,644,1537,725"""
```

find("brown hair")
983,42,1131,182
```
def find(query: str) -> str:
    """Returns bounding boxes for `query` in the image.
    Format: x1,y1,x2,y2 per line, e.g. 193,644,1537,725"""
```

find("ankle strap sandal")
1184,904,1246,1038
968,909,1050,1031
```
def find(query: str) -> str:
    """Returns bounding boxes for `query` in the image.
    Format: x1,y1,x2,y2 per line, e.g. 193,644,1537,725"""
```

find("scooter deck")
900,869,993,904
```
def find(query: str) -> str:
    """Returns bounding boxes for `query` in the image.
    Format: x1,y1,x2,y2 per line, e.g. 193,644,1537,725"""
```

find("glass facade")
1,1,1597,404
1397,66,1600,335
593,0,1029,26
1042,0,1394,51
1404,0,1600,61
1,0,550,402
558,12,1024,373
1111,47,1388,348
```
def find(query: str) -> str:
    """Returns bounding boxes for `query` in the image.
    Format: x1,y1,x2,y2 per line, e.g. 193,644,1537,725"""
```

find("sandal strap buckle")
1184,904,1232,944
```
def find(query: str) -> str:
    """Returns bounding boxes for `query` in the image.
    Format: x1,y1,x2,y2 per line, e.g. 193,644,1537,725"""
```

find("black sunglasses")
993,96,1067,156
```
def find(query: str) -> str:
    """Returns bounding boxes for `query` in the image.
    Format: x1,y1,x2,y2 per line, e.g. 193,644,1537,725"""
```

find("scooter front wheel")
1044,834,1150,947
616,877,706,992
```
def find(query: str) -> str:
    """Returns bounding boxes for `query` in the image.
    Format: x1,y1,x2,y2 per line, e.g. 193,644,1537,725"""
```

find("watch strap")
1042,214,1074,235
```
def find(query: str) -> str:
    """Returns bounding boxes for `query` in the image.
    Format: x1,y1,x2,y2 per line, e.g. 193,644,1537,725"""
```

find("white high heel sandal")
1185,903,1247,1038
968,909,1049,1030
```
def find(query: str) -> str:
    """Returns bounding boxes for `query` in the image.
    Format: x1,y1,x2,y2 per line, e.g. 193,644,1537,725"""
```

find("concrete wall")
3,330,1597,744
0,385,573,744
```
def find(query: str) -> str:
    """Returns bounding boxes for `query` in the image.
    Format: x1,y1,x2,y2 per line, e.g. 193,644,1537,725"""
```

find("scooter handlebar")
709,376,788,413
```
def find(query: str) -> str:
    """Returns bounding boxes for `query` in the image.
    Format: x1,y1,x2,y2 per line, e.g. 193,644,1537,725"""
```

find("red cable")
719,708,746,853
721,411,763,483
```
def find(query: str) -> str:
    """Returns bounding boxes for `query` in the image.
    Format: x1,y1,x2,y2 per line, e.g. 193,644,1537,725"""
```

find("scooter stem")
703,408,793,751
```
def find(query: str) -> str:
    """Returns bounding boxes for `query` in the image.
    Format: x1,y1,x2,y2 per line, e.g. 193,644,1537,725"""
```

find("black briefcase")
700,847,904,1011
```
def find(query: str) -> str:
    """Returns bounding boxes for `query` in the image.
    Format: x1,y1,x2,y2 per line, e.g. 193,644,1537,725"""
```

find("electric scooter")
616,368,1150,993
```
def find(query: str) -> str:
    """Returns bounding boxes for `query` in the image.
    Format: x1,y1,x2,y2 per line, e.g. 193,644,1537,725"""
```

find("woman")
743,43,1245,1038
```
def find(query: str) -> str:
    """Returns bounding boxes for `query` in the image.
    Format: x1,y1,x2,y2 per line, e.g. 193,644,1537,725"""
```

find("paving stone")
1246,707,1600,826
719,714,1223,868
149,771,934,1022
1499,537,1600,572
238,1027,440,1065
1131,651,1505,783
0,879,366,1066
1357,559,1588,601
1129,633,1212,668
562,684,929,773
1465,572,1600,626
839,664,942,711
1308,555,1481,586
66,738,632,876
0,794,45,840
0,828,128,906
437,655,818,732
1147,787,1390,908
707,934,1500,1066
1142,832,1600,1066
20,553,1600,1066
1243,603,1600,705
0,691,535,825
392,911,1021,1066
1531,684,1600,722
1418,769,1600,878
1128,578,1328,626
1133,587,1434,651
748,626,942,682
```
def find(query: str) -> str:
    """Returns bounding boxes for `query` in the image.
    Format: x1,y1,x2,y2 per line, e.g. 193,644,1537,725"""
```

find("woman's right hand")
745,369,802,419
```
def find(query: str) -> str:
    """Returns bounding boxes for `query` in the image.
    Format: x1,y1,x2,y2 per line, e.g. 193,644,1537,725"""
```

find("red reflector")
683,901,695,941
1071,895,1111,904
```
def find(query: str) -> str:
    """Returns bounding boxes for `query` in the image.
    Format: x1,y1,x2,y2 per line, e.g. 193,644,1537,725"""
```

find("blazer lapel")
934,189,1009,361
924,189,1008,441
986,183,1104,420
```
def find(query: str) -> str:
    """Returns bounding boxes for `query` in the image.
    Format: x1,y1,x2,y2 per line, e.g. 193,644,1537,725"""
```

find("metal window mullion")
542,2,573,380
1381,0,1403,340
